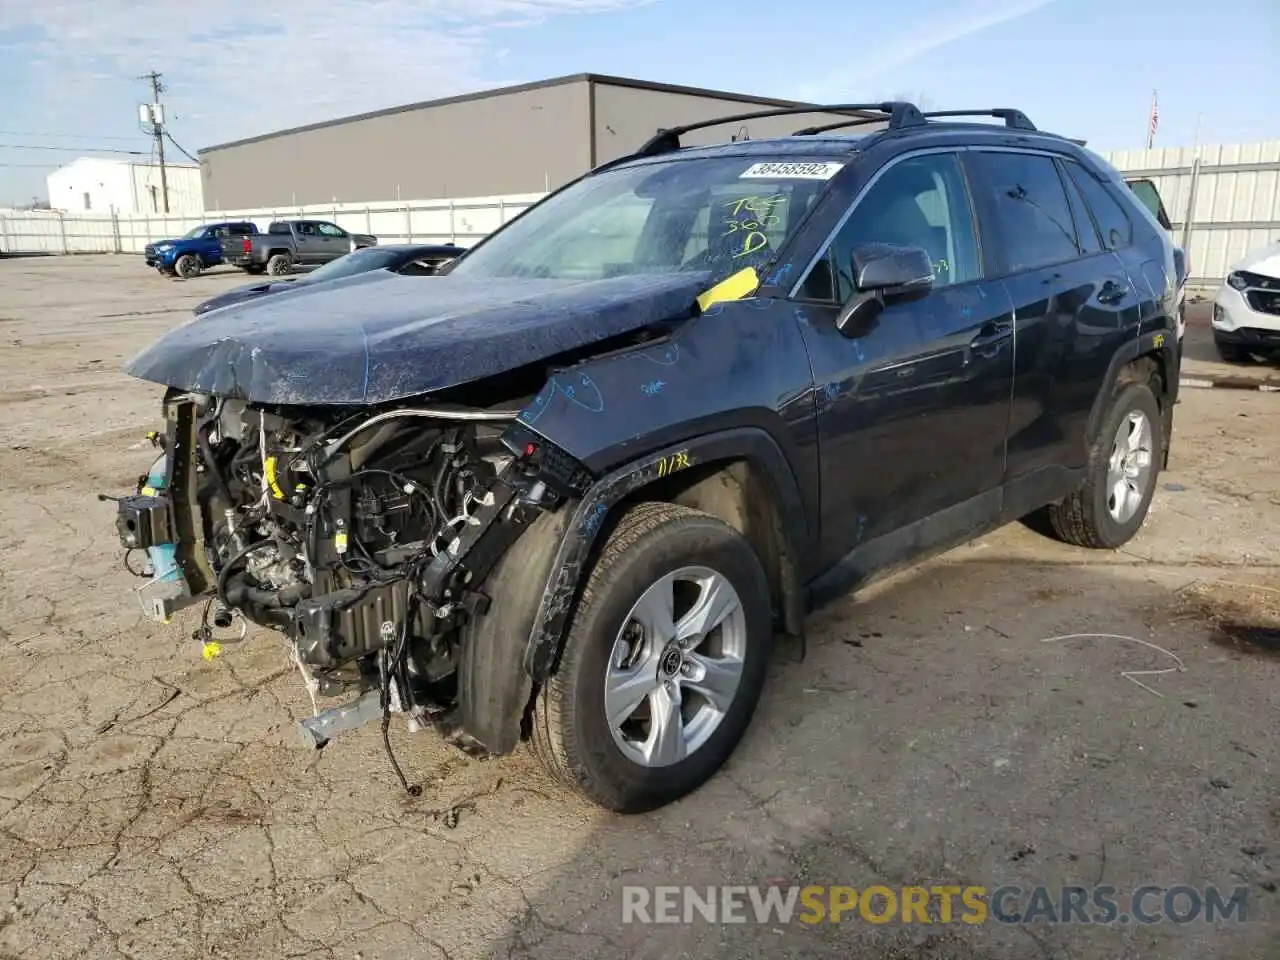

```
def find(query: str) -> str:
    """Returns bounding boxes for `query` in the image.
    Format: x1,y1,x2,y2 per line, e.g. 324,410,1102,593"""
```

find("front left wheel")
173,254,202,279
531,502,773,813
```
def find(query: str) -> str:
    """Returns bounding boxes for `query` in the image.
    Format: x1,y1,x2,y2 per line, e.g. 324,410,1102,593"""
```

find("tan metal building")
198,74,882,210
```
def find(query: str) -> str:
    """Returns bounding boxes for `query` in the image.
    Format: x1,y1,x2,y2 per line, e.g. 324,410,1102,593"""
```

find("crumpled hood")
1232,241,1280,280
125,270,709,405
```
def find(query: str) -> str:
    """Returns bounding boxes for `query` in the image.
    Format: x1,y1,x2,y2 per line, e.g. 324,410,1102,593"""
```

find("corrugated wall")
1102,141,1280,285
129,163,204,215
199,82,589,209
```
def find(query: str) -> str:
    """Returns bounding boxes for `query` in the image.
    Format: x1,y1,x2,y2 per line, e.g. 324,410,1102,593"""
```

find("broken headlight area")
111,389,590,789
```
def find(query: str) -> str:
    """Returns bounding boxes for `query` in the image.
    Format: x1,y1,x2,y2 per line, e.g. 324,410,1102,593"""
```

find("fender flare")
522,426,811,682
1085,328,1178,442
1085,327,1179,471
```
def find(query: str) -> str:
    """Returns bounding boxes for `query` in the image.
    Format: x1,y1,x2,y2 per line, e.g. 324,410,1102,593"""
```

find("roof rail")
918,109,1037,131
792,110,913,137
635,101,922,157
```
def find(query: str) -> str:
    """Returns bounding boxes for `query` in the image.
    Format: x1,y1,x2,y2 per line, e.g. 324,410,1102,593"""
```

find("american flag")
1147,91,1159,148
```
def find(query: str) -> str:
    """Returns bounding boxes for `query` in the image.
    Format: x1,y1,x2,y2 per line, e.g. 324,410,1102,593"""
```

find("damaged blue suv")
112,102,1180,812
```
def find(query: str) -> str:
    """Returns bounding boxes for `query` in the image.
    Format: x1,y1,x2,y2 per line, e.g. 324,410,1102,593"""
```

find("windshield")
182,226,207,239
449,156,845,284
302,246,400,283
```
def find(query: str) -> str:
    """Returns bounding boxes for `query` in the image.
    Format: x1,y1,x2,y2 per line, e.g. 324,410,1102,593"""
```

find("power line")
164,131,199,164
0,130,143,142
0,143,147,155
0,163,65,169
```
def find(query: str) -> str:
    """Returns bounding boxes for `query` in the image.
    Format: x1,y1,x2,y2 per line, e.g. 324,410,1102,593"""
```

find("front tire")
531,502,773,813
173,254,202,279
1214,338,1253,363
1047,379,1163,549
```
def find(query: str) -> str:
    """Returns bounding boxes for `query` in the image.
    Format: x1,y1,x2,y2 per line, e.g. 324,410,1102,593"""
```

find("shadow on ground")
469,556,1280,959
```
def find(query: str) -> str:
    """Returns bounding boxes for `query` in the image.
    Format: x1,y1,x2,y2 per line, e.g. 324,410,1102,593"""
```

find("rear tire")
173,254,202,279
531,502,773,813
1046,379,1163,549
1214,338,1252,363
266,254,293,276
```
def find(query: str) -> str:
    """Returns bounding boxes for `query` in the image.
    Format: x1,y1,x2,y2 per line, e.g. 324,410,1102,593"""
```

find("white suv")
1212,241,1280,362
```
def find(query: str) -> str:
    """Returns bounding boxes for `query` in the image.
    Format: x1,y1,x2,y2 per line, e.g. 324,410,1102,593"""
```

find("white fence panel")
1103,141,1280,285
0,193,546,257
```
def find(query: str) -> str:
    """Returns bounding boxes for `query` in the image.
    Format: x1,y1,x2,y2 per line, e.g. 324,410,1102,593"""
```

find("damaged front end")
113,388,591,781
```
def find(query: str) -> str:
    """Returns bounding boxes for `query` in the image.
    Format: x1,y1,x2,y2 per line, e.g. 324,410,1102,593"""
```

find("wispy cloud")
797,0,1058,100
0,0,656,148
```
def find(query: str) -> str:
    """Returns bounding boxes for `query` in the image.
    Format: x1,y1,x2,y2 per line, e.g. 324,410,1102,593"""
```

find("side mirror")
835,243,934,337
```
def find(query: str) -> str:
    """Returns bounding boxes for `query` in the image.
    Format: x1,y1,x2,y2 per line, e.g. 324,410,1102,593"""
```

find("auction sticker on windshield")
740,161,844,180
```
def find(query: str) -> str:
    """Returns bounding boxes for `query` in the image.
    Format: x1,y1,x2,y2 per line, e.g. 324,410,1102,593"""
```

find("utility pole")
140,71,169,213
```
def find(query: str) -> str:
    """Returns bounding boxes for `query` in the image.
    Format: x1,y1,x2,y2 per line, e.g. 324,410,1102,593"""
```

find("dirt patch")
1171,578,1280,659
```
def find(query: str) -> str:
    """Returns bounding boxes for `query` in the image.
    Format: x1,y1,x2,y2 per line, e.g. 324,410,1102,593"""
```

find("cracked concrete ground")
0,255,1277,959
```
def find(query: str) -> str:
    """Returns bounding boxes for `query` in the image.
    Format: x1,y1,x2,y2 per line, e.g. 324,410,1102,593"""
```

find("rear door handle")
1099,279,1129,304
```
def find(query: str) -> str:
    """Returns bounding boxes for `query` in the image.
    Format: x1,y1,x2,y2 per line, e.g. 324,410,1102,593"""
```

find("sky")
1,0,1277,206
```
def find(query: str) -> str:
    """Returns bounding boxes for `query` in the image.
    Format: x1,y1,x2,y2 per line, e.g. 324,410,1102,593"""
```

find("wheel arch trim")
1085,328,1178,462
523,426,809,681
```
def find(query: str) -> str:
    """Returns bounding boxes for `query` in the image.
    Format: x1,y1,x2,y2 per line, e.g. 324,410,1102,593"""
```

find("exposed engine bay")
113,389,591,788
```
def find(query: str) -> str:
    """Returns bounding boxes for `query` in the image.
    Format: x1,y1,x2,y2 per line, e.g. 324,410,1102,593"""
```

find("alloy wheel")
1105,409,1153,523
604,565,747,768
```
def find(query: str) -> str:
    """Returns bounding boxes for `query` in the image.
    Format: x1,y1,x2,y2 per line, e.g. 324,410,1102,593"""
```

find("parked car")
113,100,1180,813
193,244,466,315
1211,240,1280,362
144,221,259,278
221,219,378,276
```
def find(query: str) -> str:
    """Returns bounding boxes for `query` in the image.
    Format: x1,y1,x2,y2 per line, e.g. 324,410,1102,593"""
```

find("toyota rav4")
111,102,1180,813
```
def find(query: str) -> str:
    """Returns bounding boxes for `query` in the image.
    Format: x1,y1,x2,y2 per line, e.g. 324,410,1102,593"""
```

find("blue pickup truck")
144,221,259,278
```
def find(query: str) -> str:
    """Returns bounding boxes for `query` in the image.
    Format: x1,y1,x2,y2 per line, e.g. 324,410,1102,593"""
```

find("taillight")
242,237,252,254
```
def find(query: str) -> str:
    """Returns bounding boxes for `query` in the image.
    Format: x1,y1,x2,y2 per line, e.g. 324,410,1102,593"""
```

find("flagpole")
1146,90,1157,149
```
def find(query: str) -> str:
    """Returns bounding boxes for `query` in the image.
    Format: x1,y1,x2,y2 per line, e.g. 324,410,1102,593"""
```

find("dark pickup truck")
221,219,378,276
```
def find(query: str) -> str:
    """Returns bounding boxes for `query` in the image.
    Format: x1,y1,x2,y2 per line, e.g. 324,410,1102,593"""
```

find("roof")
199,73,851,154
621,133,872,166
608,120,1080,172
52,156,199,170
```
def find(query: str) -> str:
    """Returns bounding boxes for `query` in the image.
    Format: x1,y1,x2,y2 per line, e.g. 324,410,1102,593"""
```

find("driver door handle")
1099,279,1129,304
969,319,1013,358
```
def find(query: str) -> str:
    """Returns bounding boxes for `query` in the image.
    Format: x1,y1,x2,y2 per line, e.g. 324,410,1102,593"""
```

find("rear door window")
1065,162,1134,250
970,152,1080,273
